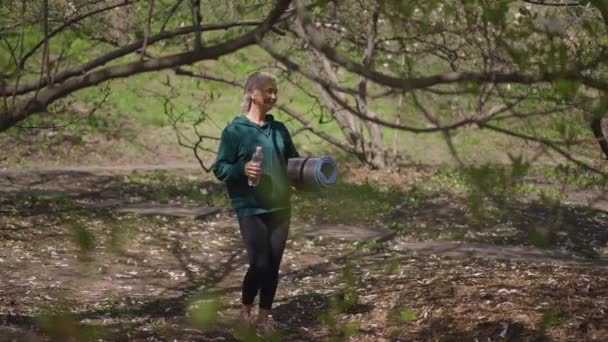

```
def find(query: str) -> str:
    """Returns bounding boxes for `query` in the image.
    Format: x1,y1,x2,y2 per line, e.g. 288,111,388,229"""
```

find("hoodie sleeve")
213,128,245,183
282,124,300,160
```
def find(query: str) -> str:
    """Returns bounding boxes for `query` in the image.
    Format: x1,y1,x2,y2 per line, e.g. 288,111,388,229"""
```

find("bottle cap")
256,146,262,151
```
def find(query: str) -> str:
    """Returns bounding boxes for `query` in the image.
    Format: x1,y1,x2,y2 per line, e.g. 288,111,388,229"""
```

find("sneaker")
256,311,278,336
237,305,254,329
256,317,276,335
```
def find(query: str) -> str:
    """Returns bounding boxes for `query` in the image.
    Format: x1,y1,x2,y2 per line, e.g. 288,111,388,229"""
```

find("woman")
213,72,299,334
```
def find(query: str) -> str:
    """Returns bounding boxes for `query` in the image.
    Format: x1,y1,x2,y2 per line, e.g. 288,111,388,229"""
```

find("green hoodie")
213,114,299,217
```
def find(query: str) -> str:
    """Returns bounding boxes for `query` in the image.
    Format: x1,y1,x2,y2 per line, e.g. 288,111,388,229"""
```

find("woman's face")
250,79,277,113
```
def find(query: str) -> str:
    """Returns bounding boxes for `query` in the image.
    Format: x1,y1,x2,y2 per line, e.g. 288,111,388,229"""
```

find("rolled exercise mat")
287,157,338,190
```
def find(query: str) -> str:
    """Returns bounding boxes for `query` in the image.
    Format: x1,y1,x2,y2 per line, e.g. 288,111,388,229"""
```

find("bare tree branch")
1,20,267,97
9,0,28,110
522,0,582,7
480,122,606,175
258,41,359,95
16,84,111,129
590,113,608,159
18,0,137,69
275,103,359,154
292,0,608,92
354,6,387,168
174,69,240,86
189,0,203,50
162,96,217,172
41,0,51,88
160,0,185,32
0,0,293,132
173,68,358,154
141,0,155,60
320,83,487,133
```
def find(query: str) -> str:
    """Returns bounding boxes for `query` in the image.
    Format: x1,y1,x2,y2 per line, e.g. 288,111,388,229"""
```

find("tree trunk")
307,51,388,168
590,117,608,159
363,117,388,168
103,4,131,46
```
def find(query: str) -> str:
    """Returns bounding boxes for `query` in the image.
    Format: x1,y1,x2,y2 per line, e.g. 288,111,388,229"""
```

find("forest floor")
1,165,608,342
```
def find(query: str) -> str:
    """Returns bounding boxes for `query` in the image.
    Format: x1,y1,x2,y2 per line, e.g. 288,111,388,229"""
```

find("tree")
2,0,607,172
173,0,608,169
258,0,608,169
0,0,292,132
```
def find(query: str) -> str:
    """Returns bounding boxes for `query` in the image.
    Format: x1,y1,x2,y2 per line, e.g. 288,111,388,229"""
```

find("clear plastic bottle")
248,146,263,187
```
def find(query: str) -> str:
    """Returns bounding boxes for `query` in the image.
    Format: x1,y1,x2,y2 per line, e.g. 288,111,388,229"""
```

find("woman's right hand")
244,161,261,178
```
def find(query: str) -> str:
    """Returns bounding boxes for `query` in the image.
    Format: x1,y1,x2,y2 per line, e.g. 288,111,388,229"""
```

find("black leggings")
238,210,290,310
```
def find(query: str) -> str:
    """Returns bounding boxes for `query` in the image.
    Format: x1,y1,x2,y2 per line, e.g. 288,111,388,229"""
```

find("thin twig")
18,0,136,69
189,0,203,50
160,0,185,32
141,0,155,60
480,123,606,176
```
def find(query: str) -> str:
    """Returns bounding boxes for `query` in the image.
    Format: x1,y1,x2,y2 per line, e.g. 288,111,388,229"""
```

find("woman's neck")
247,107,266,125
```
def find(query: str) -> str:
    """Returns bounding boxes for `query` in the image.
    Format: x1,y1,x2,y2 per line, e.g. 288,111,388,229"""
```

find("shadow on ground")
387,189,608,259
390,318,547,342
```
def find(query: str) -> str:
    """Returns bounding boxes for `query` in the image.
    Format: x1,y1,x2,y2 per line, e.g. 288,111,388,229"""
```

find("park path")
2,165,606,266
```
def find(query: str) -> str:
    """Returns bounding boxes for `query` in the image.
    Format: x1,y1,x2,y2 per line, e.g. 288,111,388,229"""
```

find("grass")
543,163,608,188
387,305,418,324
122,169,229,206
539,308,565,331
292,179,405,225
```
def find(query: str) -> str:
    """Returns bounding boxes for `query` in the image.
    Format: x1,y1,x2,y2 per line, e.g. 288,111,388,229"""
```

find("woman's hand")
244,161,262,178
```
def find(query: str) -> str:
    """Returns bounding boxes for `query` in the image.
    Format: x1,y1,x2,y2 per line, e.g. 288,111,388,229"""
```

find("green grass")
539,308,565,331
292,180,405,225
543,163,608,188
122,170,229,206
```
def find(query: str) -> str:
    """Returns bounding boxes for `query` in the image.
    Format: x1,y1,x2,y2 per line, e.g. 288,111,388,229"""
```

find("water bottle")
248,146,263,187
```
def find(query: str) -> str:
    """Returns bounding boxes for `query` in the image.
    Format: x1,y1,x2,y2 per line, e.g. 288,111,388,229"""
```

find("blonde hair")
241,72,277,113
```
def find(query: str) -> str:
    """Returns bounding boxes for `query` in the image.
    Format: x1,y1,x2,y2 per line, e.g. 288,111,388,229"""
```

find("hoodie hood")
232,114,275,127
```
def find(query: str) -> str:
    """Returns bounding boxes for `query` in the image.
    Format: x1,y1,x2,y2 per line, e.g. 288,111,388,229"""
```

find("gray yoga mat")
287,157,338,190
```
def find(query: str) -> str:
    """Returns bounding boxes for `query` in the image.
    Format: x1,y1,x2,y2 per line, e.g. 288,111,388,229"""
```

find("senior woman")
213,72,299,334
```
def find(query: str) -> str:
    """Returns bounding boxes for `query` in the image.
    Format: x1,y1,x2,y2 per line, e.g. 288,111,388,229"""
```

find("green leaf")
400,309,417,322
189,297,221,328
557,43,570,71
529,226,551,248
312,0,332,14
553,79,580,101
539,308,563,329
597,96,608,113
483,0,509,26
421,0,440,15
67,218,95,253
397,1,416,17
463,80,481,94
509,155,530,178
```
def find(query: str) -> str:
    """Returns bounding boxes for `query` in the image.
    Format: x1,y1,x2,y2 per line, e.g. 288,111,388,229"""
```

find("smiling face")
250,78,277,113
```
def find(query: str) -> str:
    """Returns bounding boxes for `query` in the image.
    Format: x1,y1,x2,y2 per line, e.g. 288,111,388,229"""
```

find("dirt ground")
1,166,608,341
